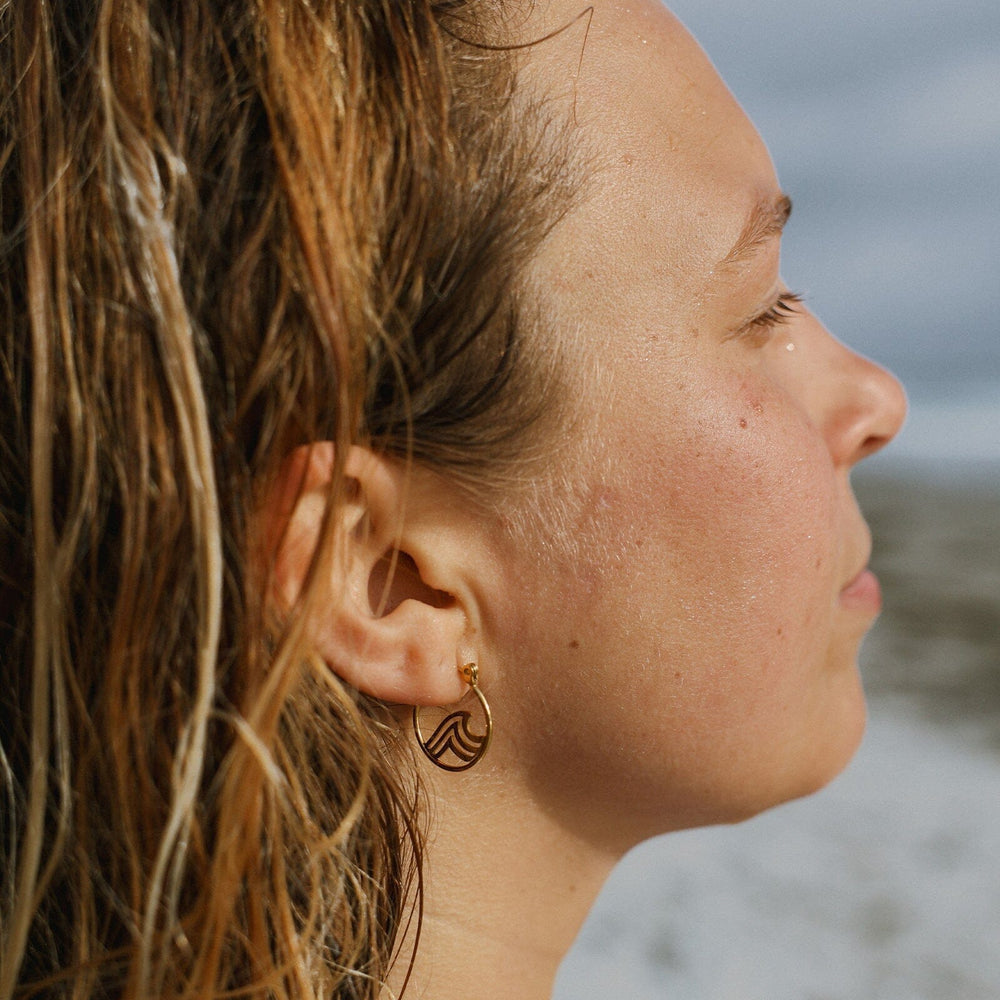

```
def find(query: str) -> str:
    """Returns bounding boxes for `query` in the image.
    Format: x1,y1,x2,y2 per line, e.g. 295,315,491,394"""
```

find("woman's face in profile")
480,0,907,851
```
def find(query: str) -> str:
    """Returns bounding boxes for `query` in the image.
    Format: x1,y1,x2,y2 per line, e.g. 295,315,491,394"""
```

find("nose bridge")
825,346,908,465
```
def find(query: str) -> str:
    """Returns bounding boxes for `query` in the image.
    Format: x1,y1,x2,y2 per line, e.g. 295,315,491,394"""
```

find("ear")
262,442,471,706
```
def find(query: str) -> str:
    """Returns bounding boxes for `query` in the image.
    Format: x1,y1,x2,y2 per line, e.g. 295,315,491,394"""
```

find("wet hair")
0,1,576,996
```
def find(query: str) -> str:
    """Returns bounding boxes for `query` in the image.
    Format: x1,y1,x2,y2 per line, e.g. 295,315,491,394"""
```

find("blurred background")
556,0,1000,997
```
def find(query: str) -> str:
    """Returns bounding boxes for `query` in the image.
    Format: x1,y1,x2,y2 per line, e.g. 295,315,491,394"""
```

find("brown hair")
0,1,575,996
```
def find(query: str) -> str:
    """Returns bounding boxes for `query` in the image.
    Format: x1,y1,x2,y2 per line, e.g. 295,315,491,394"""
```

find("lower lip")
839,568,882,612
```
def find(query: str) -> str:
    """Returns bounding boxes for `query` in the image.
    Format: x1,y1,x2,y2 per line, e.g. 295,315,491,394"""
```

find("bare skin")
382,3,906,997
265,2,910,997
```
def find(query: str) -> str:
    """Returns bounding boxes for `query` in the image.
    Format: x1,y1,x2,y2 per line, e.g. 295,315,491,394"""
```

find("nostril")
849,361,908,464
857,429,894,461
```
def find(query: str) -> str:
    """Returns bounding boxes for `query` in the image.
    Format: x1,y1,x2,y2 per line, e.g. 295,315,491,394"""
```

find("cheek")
595,371,839,660
493,369,856,844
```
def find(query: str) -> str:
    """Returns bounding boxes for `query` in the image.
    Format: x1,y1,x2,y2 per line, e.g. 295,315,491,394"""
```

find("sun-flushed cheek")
494,368,847,846
582,368,838,657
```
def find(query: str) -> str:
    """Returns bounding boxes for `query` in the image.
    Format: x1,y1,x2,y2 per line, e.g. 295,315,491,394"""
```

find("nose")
823,347,908,467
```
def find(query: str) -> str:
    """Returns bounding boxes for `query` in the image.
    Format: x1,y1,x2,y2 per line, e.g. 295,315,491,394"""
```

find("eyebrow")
719,193,793,268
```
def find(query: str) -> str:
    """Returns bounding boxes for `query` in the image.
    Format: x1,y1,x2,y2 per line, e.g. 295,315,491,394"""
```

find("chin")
721,688,869,829
772,678,869,813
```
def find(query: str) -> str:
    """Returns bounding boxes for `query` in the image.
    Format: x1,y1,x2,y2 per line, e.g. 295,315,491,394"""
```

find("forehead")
520,0,779,297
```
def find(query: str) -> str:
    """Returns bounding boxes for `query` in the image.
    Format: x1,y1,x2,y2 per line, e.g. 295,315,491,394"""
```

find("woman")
0,1,906,998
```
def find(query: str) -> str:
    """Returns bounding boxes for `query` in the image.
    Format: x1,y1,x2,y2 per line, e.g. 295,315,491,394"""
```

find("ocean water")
879,387,1000,475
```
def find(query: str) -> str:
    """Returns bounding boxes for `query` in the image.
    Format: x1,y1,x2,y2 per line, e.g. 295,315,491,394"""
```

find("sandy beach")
557,467,1000,1000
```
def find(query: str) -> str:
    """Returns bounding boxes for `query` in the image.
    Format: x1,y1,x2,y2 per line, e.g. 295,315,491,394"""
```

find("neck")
387,765,617,1000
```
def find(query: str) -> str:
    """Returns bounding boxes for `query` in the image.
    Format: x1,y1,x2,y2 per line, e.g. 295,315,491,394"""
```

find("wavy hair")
0,1,575,996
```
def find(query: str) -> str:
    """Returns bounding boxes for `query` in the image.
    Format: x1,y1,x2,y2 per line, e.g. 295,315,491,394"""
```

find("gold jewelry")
412,663,493,772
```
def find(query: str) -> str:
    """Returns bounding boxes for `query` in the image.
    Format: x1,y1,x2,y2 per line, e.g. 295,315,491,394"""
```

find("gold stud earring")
412,663,493,772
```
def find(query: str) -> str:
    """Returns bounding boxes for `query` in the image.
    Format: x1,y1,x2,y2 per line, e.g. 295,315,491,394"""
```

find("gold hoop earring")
412,663,493,772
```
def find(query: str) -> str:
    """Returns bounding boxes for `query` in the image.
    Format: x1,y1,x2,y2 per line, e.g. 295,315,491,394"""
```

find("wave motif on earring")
412,663,493,772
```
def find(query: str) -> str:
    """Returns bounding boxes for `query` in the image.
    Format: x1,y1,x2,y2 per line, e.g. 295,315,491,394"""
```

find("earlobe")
261,443,471,707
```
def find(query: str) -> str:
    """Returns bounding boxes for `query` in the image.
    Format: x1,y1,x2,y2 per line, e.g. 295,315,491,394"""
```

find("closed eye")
730,290,805,343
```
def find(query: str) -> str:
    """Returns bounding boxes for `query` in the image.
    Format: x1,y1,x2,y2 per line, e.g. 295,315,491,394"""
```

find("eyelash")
735,290,805,340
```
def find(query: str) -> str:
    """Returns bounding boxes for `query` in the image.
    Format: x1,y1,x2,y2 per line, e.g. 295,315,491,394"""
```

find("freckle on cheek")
739,418,748,429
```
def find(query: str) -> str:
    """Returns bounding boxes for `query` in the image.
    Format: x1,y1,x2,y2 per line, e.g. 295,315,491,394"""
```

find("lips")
840,508,879,613
839,566,882,613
